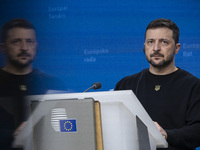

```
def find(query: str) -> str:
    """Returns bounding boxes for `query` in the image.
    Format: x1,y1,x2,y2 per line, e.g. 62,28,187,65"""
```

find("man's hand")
13,122,27,138
154,122,167,140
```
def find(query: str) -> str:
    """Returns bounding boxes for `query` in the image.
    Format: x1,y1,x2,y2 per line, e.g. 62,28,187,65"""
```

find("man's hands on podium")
154,122,167,140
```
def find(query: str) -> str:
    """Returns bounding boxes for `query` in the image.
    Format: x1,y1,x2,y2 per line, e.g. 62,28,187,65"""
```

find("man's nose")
153,42,161,51
20,41,28,50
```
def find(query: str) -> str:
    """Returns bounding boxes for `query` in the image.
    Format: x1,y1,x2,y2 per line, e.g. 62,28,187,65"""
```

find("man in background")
0,18,66,149
115,18,200,150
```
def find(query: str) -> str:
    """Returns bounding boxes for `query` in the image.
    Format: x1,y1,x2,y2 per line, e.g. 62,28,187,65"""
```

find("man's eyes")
12,39,20,44
147,40,168,44
11,39,35,44
27,40,35,44
147,40,154,44
162,41,168,44
27,39,35,43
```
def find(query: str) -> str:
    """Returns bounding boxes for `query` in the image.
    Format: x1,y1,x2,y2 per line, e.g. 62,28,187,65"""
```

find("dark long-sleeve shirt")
115,68,200,150
0,68,66,149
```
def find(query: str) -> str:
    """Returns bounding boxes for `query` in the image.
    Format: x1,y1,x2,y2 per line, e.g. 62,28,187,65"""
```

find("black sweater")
115,68,200,150
0,68,66,97
0,68,66,149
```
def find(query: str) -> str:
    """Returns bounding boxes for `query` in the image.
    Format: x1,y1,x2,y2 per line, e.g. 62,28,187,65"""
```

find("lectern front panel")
31,98,96,150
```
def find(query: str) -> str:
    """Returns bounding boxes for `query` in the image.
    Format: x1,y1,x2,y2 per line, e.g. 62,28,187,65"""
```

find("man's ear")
175,43,181,55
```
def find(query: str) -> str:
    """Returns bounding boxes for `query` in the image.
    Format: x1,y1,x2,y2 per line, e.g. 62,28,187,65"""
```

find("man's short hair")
145,18,179,44
0,18,35,43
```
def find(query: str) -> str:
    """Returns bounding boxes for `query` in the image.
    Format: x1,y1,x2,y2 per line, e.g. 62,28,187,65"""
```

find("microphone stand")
84,86,93,93
84,82,102,92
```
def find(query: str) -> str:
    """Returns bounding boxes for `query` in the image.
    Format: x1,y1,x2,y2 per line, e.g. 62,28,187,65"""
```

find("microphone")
84,82,102,92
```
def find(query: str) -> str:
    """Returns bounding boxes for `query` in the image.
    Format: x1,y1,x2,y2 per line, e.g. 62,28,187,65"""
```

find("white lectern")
13,90,168,150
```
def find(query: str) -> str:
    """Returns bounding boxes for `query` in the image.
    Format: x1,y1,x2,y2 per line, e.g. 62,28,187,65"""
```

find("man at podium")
115,18,200,150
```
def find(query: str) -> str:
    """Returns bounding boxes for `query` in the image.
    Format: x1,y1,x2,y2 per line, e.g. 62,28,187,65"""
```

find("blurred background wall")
0,0,200,93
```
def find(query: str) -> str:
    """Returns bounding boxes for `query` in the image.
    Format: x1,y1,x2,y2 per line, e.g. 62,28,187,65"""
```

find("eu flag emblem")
60,119,77,132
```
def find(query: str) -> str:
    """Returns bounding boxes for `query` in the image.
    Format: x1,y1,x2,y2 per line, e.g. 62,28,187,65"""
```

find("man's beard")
7,52,34,69
147,51,175,69
9,58,33,69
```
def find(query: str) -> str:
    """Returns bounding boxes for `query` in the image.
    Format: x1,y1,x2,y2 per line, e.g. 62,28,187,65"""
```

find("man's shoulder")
114,69,147,90
176,68,200,87
119,69,147,82
31,69,57,79
0,68,8,76
31,69,64,84
32,69,49,76
178,68,200,80
31,69,66,90
0,68,15,80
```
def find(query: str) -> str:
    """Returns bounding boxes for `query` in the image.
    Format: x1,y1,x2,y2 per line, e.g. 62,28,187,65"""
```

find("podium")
13,90,168,150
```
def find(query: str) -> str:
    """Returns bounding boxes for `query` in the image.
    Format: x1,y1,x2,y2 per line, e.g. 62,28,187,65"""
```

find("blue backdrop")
0,0,200,94
0,1,200,149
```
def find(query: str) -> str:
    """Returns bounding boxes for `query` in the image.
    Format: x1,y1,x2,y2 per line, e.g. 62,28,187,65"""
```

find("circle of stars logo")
64,121,73,131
